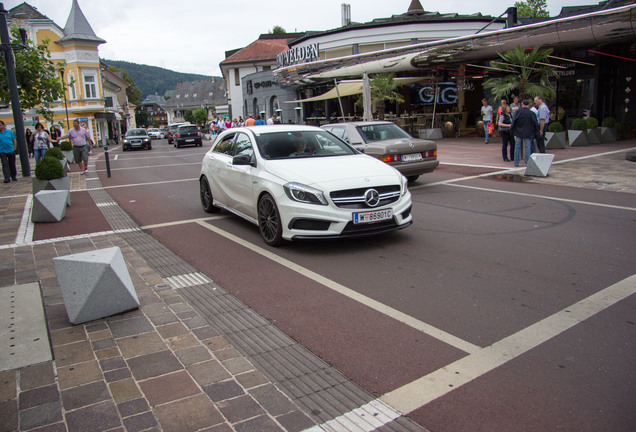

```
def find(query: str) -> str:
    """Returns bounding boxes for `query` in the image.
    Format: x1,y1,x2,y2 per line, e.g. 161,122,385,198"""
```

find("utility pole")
0,3,30,176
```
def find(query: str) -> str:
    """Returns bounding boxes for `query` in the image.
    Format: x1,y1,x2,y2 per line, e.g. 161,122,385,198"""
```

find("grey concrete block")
31,190,68,222
525,153,555,177
600,127,617,142
568,130,588,147
587,128,602,144
61,150,74,163
53,247,140,325
32,176,71,206
545,131,566,149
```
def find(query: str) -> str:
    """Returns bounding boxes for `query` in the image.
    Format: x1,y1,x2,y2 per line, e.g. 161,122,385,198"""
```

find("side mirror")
232,154,253,166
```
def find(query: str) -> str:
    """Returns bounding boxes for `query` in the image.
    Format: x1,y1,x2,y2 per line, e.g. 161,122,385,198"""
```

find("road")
92,138,636,431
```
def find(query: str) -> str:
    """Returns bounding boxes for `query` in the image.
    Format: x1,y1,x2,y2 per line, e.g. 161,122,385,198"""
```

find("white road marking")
304,399,402,432
0,228,140,250
93,178,197,190
380,273,636,414
141,215,228,230
15,193,33,245
193,220,480,354
165,272,213,288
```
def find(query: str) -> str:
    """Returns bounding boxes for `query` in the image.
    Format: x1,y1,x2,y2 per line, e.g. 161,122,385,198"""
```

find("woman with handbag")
498,106,514,162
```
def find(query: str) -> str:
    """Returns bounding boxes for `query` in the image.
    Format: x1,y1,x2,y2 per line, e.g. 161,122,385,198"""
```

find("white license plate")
402,153,423,162
187,139,195,142
353,209,392,224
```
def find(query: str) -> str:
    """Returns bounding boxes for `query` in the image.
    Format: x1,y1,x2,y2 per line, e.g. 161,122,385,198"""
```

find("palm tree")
483,45,559,102
358,73,405,120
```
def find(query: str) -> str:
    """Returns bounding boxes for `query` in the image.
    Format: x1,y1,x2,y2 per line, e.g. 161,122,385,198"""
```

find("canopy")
285,77,427,103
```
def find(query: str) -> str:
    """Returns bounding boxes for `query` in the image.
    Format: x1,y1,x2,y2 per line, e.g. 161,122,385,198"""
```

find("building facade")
136,94,167,128
3,1,108,144
164,78,227,124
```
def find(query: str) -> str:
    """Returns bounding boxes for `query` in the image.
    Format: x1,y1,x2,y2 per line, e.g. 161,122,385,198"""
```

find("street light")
59,69,70,132
0,3,30,176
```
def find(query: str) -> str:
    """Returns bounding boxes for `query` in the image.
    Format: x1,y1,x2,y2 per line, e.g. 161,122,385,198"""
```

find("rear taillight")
380,155,400,162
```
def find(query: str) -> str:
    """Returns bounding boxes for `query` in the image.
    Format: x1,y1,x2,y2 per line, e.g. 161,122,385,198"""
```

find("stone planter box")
587,128,602,144
600,127,617,142
417,128,442,140
32,190,68,223
567,130,588,147
443,121,456,138
61,150,74,164
545,131,566,149
33,176,71,207
61,157,70,175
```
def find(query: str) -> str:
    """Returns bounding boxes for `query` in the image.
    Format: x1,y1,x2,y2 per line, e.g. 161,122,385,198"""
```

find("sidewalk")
1,138,635,432
0,153,421,432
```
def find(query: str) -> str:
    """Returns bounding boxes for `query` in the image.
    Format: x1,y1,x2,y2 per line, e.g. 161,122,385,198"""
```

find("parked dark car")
174,125,202,148
122,128,152,151
321,121,438,182
167,123,186,144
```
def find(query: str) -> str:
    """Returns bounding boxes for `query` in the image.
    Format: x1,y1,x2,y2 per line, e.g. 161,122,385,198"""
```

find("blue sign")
412,82,458,105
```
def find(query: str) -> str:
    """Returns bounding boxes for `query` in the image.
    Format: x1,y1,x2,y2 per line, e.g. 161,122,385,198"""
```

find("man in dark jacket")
510,99,539,167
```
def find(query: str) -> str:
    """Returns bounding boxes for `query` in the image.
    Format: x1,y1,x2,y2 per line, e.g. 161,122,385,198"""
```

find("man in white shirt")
266,115,275,126
533,95,550,153
480,98,493,144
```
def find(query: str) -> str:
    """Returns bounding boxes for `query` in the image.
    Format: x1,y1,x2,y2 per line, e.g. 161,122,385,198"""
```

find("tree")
183,108,194,124
514,0,549,18
134,110,148,128
0,26,65,122
270,25,286,34
357,73,405,120
483,45,558,102
107,65,142,104
192,107,208,126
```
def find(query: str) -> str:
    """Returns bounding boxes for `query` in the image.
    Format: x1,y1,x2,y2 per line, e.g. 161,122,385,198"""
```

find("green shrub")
43,147,64,160
585,117,598,129
547,122,564,133
601,117,616,128
59,140,72,151
34,156,65,180
571,118,588,130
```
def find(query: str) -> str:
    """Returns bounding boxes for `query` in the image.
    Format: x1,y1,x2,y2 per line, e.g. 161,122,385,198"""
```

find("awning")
94,112,116,121
286,77,426,103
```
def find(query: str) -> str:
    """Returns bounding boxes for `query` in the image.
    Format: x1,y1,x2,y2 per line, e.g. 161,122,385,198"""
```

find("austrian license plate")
402,153,423,162
353,209,393,224
187,139,195,142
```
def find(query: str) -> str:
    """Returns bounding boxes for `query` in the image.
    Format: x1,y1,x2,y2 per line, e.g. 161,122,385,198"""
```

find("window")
234,69,240,86
193,93,197,98
84,74,97,99
104,96,113,107
234,133,253,158
68,73,76,99
213,134,236,155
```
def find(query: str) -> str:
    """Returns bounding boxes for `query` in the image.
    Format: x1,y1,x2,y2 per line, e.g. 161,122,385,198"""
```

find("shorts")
72,145,89,163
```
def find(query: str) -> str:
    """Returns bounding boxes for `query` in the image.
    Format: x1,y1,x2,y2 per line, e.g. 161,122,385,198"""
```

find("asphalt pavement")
0,134,634,432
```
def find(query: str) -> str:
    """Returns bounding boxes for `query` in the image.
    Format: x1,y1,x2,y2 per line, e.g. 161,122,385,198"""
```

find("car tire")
122,146,127,151
148,144,152,150
407,175,420,183
258,193,284,247
200,177,220,213
176,142,181,148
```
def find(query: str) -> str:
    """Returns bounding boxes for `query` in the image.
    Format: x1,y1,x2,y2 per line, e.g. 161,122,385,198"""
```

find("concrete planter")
600,127,617,142
61,157,71,175
586,128,602,144
443,121,456,138
417,128,442,140
61,150,74,163
32,190,68,223
545,131,566,149
567,130,589,147
32,176,71,207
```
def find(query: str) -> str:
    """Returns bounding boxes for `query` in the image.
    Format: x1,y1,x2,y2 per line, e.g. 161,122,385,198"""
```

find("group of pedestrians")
208,114,283,133
0,119,93,184
481,95,550,167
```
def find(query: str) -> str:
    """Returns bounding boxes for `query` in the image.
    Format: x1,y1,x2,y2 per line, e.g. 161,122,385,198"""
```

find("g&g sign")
412,82,458,105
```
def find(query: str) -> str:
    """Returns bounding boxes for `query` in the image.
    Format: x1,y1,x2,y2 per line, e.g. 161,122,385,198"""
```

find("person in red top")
244,114,256,127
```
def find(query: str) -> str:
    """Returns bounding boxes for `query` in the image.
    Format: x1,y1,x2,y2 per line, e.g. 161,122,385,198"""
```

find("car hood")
364,137,436,154
124,135,148,139
263,154,403,189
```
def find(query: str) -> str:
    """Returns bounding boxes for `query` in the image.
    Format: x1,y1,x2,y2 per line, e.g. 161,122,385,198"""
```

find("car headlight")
123,139,129,144
284,182,328,205
401,175,408,195
143,138,150,143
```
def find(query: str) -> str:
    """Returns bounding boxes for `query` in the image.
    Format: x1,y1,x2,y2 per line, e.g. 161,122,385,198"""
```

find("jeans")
483,121,490,142
0,151,17,180
514,137,533,166
535,134,546,153
500,129,514,160
34,148,46,163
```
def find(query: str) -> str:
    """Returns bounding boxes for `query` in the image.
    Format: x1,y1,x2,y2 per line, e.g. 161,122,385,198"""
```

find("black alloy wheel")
200,177,219,213
258,193,283,246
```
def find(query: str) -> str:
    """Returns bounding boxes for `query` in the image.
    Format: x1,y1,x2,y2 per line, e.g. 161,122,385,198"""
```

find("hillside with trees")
101,59,210,100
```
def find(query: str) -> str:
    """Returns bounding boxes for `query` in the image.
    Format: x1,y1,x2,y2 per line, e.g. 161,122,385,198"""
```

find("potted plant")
585,117,601,144
545,121,566,149
33,155,70,206
600,117,618,142
443,115,456,138
44,146,70,174
568,118,589,147
59,140,74,163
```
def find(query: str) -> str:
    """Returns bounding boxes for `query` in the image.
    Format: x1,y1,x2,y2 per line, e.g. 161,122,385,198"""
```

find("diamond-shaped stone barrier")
31,189,68,222
52,247,140,325
525,153,555,177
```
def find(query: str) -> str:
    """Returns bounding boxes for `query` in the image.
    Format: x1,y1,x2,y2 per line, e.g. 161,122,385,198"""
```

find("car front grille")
330,185,401,209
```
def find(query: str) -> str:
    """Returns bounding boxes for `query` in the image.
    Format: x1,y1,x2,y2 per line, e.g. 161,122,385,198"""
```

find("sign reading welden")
276,43,319,68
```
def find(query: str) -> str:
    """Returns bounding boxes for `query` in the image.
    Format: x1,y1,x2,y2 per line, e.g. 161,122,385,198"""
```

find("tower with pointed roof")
1,1,117,144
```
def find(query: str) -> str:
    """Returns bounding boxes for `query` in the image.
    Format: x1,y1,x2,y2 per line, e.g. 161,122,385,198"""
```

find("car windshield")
256,131,357,160
148,128,159,132
178,126,198,133
355,123,411,143
126,129,147,136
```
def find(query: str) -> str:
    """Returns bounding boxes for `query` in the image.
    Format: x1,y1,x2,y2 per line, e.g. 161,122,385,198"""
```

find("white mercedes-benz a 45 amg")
199,125,413,246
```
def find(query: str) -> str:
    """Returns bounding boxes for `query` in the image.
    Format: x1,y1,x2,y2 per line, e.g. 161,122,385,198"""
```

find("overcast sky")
6,0,592,76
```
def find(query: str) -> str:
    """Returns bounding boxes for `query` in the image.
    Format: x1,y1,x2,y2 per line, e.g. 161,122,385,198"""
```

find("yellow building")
3,0,107,144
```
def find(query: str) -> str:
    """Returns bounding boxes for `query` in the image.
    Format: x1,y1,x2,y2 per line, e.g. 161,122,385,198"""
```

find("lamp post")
0,3,30,176
59,69,70,132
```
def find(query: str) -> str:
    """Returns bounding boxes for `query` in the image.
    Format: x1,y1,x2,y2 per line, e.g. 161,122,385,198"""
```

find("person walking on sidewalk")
0,121,18,183
480,98,493,143
510,100,539,167
498,105,514,162
32,122,51,163
59,119,92,175
533,95,550,153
